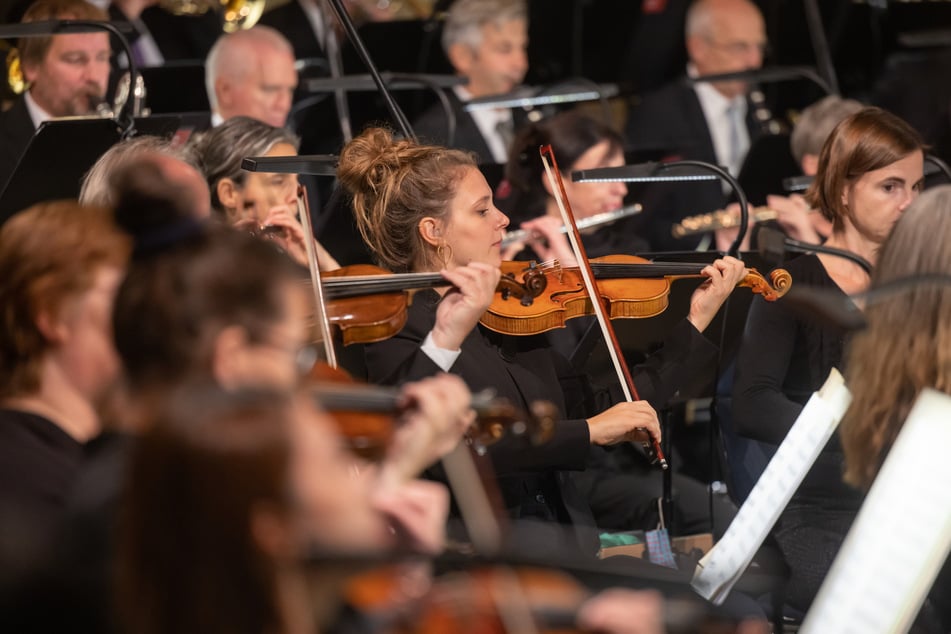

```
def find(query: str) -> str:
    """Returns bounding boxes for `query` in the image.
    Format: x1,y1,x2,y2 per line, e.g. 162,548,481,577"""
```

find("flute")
671,206,779,238
501,203,643,247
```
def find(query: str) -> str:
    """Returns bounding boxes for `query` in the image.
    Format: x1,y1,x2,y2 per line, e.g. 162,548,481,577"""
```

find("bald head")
685,0,766,98
206,26,298,127
111,152,212,221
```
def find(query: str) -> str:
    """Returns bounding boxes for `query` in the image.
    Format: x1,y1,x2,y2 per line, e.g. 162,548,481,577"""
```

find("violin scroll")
740,267,792,302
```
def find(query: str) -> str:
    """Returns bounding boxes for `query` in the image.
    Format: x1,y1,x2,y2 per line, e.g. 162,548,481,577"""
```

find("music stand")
139,62,209,114
0,115,181,224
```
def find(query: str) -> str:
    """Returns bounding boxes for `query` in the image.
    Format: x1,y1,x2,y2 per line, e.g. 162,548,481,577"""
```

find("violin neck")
322,272,447,299
312,384,403,413
590,262,705,279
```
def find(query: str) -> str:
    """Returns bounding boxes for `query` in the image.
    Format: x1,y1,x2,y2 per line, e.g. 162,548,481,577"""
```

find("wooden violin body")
481,255,792,336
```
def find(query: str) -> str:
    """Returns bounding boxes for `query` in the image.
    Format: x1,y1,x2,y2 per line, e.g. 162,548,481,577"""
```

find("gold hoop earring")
436,243,453,268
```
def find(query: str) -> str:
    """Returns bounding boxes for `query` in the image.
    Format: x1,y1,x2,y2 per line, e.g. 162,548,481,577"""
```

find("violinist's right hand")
383,374,475,483
586,401,661,447
431,262,500,351
577,589,665,634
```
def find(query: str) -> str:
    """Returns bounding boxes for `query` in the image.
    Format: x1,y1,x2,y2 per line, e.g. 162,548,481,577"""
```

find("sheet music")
799,388,951,634
691,368,852,604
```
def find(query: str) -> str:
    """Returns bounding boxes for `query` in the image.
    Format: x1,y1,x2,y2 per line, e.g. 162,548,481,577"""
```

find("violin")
308,363,558,462
481,254,792,336
319,264,547,345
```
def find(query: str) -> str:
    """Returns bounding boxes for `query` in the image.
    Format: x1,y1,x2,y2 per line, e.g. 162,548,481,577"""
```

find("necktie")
726,101,744,173
496,116,515,152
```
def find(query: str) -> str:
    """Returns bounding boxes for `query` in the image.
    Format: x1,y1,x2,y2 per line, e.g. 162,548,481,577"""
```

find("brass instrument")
672,206,777,238
158,0,268,32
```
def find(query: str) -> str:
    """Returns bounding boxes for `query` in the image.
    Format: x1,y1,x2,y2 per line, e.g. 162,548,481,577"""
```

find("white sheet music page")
799,388,951,634
691,368,852,604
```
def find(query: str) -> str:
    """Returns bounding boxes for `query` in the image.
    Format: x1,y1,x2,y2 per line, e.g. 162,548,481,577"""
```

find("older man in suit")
413,0,529,165
0,0,110,193
625,0,767,252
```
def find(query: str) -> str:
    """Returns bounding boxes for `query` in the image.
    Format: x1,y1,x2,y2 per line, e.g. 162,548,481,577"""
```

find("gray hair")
186,116,300,214
80,136,197,207
685,0,759,38
790,95,865,164
441,0,527,54
205,26,295,112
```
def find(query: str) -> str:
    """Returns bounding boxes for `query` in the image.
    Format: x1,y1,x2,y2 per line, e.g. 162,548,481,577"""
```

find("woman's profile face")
229,143,299,225
437,167,510,269
559,140,627,220
842,150,924,243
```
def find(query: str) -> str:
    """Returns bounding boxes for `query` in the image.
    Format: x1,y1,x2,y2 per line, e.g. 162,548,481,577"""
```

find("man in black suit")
413,0,528,165
0,0,110,194
108,0,220,66
625,0,766,252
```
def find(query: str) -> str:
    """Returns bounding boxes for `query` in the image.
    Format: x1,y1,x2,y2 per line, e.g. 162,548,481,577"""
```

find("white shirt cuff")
421,331,462,372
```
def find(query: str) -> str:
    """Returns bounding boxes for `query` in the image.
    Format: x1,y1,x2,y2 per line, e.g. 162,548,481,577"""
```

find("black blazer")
412,89,531,165
364,289,600,555
625,80,763,252
0,96,36,198
259,0,326,62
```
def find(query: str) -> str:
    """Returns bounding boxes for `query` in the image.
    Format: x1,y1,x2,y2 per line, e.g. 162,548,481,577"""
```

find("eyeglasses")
704,37,769,57
261,335,322,377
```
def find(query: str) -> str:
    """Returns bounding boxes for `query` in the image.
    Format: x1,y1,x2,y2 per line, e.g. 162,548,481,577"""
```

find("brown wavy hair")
0,201,129,398
336,127,476,273
806,107,924,230
841,185,951,490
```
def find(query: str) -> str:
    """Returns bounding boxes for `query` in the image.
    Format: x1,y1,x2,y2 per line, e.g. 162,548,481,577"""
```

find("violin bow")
539,145,668,469
296,185,338,368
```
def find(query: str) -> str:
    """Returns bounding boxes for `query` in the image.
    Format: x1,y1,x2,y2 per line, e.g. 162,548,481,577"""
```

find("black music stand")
0,115,181,224
139,62,210,114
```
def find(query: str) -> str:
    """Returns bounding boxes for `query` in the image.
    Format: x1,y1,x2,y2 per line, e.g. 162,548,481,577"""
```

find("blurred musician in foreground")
188,115,340,270
840,186,951,633
79,134,210,215
0,201,129,533
733,107,925,616
625,0,767,251
413,0,529,164
0,0,110,189
205,26,298,128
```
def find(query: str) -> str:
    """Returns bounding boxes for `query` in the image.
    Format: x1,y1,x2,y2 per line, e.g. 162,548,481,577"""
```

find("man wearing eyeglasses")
624,0,767,252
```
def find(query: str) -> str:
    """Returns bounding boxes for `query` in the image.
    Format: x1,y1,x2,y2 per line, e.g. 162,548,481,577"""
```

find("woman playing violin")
732,107,926,615
188,116,341,271
338,127,748,559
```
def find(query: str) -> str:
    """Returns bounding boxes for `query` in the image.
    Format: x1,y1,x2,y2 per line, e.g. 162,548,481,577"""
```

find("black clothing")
624,80,762,252
260,0,326,62
0,408,83,528
0,97,36,197
732,254,863,611
365,289,599,555
413,90,493,163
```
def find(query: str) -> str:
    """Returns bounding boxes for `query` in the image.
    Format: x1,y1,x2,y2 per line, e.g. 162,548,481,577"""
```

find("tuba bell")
157,0,268,32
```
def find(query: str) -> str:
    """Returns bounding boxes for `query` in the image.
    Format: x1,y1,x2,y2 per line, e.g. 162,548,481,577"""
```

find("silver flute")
501,203,643,247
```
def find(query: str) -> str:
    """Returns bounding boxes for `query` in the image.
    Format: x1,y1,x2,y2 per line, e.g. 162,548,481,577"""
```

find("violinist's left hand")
500,216,578,266
687,256,748,332
381,374,475,484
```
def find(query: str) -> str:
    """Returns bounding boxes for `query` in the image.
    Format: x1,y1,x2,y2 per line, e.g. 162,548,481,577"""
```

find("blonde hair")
841,186,951,489
337,128,476,273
